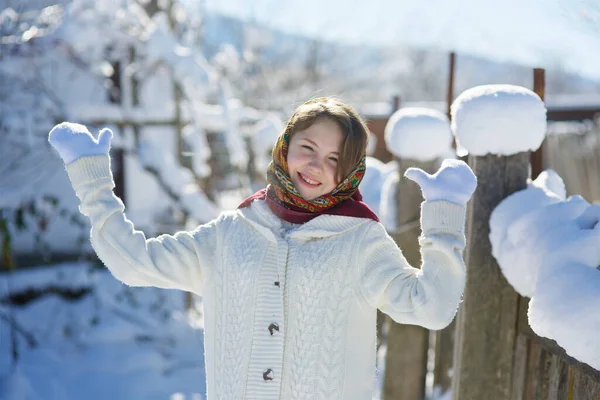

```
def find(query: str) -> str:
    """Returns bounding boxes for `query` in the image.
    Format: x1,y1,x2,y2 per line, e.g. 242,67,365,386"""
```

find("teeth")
301,173,320,185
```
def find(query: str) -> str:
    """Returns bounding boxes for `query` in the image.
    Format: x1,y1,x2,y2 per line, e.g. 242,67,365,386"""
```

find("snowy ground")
0,262,207,400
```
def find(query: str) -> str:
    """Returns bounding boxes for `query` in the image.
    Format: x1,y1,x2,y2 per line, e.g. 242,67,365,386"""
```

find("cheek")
286,151,305,172
325,164,339,184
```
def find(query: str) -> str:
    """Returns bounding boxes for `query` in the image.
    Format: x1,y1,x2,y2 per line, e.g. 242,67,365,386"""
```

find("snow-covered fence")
489,169,600,400
379,108,453,400
450,85,547,400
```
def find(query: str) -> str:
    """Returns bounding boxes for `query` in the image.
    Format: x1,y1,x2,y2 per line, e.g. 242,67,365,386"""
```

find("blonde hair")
282,97,369,182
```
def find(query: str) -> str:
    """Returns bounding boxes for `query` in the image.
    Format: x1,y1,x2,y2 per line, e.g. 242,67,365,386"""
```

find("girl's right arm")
66,154,218,295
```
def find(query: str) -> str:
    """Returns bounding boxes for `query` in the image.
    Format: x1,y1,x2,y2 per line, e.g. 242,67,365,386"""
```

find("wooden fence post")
449,84,548,400
383,157,437,400
446,52,456,119
452,152,530,400
530,68,545,179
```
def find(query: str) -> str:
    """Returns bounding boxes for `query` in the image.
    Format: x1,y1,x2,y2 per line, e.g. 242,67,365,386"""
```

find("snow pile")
360,157,387,216
451,85,547,156
384,108,453,161
376,161,400,231
366,132,377,156
490,170,572,297
528,203,600,370
490,169,600,370
380,171,399,231
0,262,206,400
251,116,283,173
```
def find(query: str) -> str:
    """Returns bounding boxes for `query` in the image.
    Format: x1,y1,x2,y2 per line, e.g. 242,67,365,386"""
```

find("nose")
307,156,323,174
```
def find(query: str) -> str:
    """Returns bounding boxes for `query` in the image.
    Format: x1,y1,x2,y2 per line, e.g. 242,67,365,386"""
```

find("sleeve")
65,154,219,295
357,200,467,330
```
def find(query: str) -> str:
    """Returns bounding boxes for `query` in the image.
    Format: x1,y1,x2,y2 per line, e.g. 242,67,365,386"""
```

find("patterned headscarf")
265,130,366,213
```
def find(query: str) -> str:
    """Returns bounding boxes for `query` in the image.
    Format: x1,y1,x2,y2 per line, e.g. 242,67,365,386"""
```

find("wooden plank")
518,296,600,398
518,330,600,383
547,354,570,400
382,323,429,400
433,320,455,394
452,152,530,400
511,334,529,400
524,341,543,400
573,369,600,400
535,349,552,400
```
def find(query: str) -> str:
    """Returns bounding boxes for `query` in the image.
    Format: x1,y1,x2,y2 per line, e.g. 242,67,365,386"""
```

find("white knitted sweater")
66,155,467,400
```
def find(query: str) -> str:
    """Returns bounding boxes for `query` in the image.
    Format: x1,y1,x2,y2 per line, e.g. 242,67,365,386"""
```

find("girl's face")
287,118,344,201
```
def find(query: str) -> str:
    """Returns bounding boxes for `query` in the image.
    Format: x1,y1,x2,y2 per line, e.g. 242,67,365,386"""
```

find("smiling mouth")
298,172,321,187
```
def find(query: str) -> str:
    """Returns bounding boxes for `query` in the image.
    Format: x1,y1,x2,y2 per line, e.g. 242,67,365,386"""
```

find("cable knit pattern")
64,155,468,400
286,240,335,399
314,240,354,400
215,219,264,399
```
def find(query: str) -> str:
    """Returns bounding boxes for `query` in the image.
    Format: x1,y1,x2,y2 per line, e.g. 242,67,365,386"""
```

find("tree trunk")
452,152,530,400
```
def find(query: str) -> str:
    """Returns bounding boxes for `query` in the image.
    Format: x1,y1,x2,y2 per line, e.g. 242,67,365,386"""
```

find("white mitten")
404,159,477,206
48,122,113,165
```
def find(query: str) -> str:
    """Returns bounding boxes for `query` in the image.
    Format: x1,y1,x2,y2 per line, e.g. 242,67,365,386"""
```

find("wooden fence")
512,297,600,400
381,120,600,400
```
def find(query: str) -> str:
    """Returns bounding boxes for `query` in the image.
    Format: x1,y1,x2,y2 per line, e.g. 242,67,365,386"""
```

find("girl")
48,97,476,400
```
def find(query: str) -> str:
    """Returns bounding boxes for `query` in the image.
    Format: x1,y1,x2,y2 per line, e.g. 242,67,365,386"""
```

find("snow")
251,116,284,173
137,127,218,223
146,13,215,97
360,157,387,216
490,169,600,370
451,85,547,156
366,132,377,156
528,202,600,370
384,108,453,161
0,262,207,400
182,125,212,178
379,172,399,231
218,79,249,170
490,170,569,297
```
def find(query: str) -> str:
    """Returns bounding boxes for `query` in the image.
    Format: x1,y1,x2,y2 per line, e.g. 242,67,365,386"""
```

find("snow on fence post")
450,85,547,400
382,107,453,400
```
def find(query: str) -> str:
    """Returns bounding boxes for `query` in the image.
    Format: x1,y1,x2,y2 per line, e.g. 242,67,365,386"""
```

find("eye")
329,157,338,163
301,145,313,151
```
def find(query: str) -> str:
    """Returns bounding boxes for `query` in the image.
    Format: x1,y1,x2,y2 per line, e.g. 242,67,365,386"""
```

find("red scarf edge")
238,187,380,224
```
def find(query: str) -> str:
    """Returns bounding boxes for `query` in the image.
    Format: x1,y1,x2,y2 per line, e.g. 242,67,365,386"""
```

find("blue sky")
202,0,600,80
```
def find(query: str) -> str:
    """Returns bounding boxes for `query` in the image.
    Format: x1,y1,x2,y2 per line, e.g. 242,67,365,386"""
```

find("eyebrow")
302,137,340,154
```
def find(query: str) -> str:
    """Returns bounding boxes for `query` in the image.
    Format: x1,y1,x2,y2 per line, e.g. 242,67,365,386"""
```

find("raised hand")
48,122,113,165
404,159,477,206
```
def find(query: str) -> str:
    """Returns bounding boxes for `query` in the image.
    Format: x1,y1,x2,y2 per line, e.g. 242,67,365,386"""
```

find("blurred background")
1,0,599,399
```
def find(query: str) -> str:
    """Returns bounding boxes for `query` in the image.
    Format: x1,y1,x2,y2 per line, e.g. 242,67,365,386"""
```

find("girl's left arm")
357,200,467,330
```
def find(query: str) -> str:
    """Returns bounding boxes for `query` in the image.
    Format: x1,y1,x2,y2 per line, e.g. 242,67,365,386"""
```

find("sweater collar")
236,198,372,243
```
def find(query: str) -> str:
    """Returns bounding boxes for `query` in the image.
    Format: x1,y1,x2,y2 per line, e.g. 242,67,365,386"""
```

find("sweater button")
268,323,279,335
274,281,280,287
263,368,274,382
